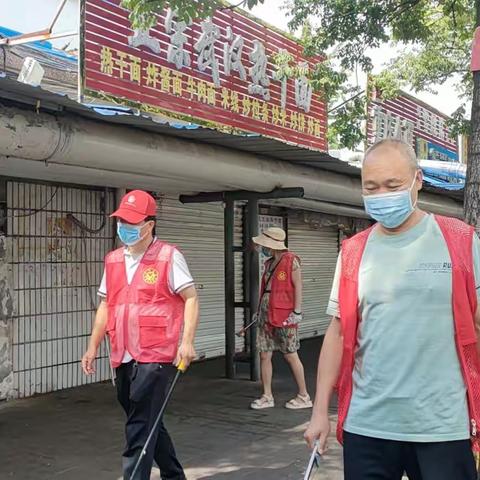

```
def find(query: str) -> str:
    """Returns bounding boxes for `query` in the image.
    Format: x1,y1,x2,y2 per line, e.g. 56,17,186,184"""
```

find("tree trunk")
464,0,480,228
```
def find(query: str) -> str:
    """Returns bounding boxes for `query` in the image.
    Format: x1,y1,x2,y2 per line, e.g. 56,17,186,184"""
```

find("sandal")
285,393,313,410
250,394,274,410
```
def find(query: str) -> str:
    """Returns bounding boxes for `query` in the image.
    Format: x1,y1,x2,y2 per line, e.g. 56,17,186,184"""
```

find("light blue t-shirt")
327,214,480,442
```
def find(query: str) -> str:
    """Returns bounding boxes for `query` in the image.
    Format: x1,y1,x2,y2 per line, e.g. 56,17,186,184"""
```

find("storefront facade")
0,2,466,398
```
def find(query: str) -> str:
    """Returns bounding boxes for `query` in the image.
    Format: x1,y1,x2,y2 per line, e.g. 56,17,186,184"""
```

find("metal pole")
247,199,260,381
48,0,69,33
224,199,235,379
243,204,252,358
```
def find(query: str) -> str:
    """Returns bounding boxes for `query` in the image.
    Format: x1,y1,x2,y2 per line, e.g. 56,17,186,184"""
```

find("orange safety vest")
336,215,480,451
105,240,185,368
260,252,299,328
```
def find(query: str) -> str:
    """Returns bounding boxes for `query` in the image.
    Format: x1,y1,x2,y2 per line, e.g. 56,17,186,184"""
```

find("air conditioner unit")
17,57,45,87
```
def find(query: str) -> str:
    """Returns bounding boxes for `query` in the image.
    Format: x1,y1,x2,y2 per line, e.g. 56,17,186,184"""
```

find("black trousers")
344,431,477,480
116,361,186,480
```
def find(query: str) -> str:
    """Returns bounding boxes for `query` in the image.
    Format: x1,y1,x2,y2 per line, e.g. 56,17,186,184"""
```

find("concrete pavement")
0,338,343,479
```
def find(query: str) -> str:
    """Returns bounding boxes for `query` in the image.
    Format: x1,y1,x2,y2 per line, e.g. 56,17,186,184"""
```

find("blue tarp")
0,26,77,61
420,162,466,190
421,166,465,181
422,174,465,191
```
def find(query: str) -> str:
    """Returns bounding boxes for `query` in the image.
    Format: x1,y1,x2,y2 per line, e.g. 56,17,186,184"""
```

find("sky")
2,0,79,49
248,0,463,117
1,0,464,117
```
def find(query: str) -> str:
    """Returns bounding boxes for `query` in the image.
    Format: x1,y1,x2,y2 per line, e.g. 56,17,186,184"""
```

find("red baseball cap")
111,190,157,224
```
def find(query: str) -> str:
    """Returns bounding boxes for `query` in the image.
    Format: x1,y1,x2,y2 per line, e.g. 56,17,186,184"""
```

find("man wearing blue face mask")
81,190,199,480
305,139,480,480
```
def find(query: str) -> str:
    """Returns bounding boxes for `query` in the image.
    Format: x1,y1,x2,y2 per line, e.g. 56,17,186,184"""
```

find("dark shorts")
343,431,477,480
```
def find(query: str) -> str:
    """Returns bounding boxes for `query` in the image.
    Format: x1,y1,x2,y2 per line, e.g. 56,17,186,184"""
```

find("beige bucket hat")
252,227,287,251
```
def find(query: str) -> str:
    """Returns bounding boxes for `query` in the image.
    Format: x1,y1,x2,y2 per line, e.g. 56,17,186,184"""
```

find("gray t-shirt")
327,214,480,442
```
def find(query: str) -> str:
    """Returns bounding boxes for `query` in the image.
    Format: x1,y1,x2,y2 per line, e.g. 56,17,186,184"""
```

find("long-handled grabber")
235,313,258,337
304,441,321,480
129,360,188,480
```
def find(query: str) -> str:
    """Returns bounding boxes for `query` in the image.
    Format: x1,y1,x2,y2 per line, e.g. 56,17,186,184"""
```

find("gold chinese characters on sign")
99,46,323,138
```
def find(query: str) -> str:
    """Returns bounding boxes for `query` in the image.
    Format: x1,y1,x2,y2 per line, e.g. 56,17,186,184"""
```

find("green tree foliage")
288,0,474,145
122,0,263,28
124,0,480,226
123,1,473,150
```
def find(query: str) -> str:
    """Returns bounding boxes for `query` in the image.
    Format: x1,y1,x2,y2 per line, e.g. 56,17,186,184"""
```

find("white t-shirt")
98,239,194,363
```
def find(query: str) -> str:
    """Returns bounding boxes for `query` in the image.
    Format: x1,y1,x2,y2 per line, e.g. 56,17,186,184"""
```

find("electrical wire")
328,90,365,114
66,213,106,234
66,189,108,234
8,186,59,218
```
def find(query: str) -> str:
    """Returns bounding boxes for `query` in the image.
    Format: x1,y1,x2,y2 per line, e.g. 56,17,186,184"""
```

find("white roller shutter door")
287,215,338,338
155,196,227,359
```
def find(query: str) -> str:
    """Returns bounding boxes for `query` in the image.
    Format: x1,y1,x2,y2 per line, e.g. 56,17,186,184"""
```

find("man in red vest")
81,190,199,480
305,139,480,479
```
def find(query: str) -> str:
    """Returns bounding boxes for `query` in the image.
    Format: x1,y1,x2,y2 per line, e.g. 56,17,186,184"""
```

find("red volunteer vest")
105,240,185,368
336,215,480,451
260,252,299,328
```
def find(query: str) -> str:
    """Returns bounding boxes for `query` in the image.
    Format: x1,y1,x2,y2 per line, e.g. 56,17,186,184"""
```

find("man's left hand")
175,342,197,369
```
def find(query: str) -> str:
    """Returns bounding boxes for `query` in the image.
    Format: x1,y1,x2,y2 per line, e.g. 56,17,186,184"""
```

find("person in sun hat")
81,189,199,480
249,226,312,410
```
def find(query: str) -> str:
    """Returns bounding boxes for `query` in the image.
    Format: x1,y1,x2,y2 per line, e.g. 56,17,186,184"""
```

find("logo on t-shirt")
143,267,159,285
406,262,452,274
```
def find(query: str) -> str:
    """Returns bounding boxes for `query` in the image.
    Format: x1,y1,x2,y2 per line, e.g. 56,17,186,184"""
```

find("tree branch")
387,0,422,22
447,0,459,41
220,0,247,11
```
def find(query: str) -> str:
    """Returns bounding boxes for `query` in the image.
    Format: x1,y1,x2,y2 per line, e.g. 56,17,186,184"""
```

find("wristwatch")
293,310,302,315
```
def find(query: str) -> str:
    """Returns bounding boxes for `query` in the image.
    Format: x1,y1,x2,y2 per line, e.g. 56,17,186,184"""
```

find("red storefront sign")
82,0,328,151
367,89,458,161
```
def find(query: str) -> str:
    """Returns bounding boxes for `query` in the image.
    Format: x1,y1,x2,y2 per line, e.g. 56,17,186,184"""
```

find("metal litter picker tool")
129,360,188,480
304,442,322,480
236,313,258,337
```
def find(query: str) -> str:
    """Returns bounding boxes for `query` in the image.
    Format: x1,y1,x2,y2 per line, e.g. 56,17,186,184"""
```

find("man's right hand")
81,348,97,375
304,414,331,455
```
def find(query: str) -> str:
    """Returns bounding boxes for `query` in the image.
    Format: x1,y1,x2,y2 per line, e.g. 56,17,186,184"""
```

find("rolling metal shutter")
287,215,338,338
156,196,235,359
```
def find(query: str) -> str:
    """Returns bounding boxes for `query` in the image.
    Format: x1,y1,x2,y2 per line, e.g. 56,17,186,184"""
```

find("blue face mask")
117,222,143,246
261,246,272,257
363,176,417,229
